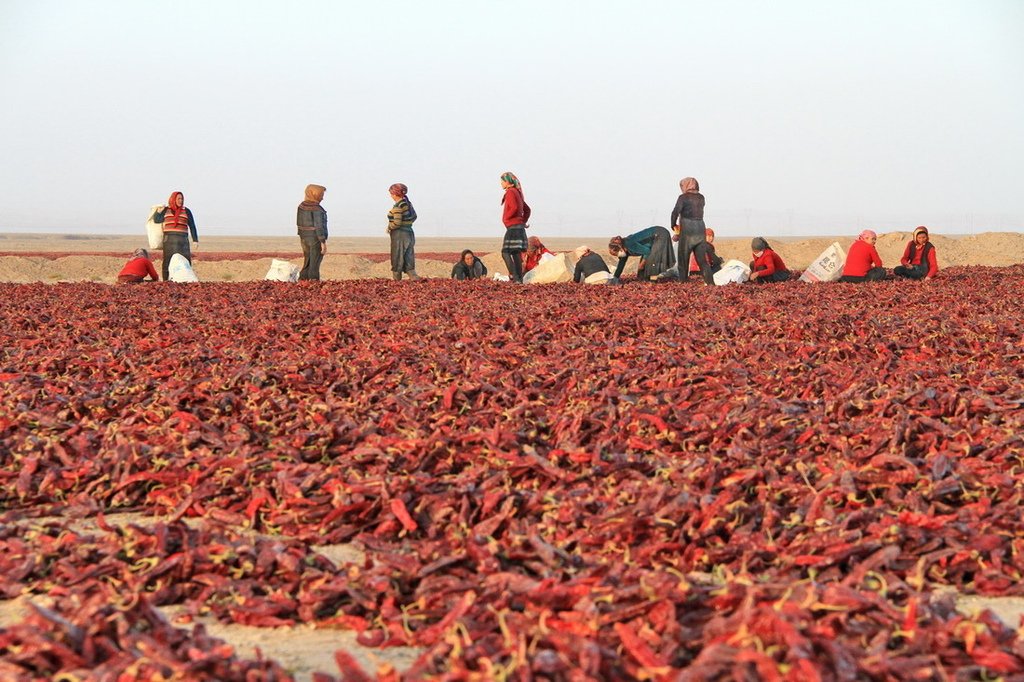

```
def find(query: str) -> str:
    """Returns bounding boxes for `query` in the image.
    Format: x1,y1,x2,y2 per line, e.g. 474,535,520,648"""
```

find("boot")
407,271,423,281
392,272,402,281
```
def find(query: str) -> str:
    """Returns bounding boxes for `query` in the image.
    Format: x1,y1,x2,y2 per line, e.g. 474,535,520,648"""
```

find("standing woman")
152,191,199,282
671,177,714,285
387,183,421,281
499,171,530,283
297,184,328,280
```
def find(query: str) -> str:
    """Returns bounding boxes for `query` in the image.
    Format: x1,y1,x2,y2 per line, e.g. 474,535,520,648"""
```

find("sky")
1,0,1022,238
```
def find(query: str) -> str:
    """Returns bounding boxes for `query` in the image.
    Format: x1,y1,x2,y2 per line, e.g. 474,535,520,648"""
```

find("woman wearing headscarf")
297,184,328,280
894,226,938,280
573,245,612,283
499,172,530,283
688,228,724,277
117,248,159,284
671,177,714,285
608,226,675,281
522,236,553,274
151,191,198,282
451,249,487,280
840,230,885,282
748,237,790,283
387,183,421,281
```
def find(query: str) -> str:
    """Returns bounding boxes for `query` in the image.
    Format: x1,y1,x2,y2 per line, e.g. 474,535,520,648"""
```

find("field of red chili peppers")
2,267,1024,680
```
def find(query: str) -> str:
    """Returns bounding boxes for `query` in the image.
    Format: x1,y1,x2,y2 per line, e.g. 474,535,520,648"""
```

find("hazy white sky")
1,0,1022,237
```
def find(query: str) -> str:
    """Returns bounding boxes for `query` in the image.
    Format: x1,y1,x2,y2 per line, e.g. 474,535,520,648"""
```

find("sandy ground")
1,231,1022,283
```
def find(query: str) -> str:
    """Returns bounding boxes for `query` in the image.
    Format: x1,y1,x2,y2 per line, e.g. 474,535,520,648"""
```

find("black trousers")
839,267,886,283
299,234,323,280
502,251,524,283
893,264,927,280
161,233,191,282
677,219,714,284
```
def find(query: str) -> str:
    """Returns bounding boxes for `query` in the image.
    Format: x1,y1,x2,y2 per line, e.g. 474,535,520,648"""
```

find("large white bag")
146,205,164,250
265,259,300,282
799,242,846,283
523,253,572,284
167,253,199,282
713,259,751,285
584,271,614,285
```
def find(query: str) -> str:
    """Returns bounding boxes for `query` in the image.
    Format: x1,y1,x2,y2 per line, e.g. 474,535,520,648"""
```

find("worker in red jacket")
748,237,790,283
117,249,160,283
840,230,886,282
894,226,938,280
522,236,553,274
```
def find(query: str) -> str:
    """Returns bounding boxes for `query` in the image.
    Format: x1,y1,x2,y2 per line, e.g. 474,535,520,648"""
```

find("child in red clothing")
840,230,886,282
748,237,790,283
894,226,938,280
522,236,553,274
117,249,159,283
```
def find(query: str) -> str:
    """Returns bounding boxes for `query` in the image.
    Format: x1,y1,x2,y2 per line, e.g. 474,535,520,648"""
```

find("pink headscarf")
679,177,700,194
859,230,877,241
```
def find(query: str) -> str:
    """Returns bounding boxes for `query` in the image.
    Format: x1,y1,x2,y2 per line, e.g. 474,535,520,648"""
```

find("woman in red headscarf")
840,230,885,282
151,191,199,282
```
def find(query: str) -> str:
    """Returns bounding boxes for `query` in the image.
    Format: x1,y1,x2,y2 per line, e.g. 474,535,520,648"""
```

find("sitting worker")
522,236,554,274
117,248,160,284
893,226,938,280
609,226,675,281
840,230,886,282
748,237,790,283
451,249,488,280
688,227,724,277
573,245,612,283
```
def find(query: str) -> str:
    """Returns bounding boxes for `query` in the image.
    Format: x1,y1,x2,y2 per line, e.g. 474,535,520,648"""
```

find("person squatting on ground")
688,227,724,277
522,236,553,274
573,245,611,283
151,191,199,282
671,177,714,285
297,184,328,280
387,183,421,281
451,249,488,280
749,237,791,283
118,248,159,283
609,226,675,281
894,226,938,280
840,229,885,283
499,172,530,283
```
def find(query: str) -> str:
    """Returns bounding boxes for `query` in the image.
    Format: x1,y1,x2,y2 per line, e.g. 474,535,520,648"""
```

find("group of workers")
120,176,939,284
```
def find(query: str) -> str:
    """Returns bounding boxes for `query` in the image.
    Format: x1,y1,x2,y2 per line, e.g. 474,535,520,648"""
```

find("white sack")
146,205,164,251
713,259,751,285
168,253,199,283
523,253,573,284
799,242,847,283
265,258,300,282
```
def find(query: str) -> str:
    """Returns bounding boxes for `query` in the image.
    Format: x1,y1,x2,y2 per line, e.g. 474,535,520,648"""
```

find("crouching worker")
118,249,159,283
840,230,885,282
523,236,553,274
573,245,612,283
688,228,724,277
894,226,938,280
609,226,675,281
749,237,790,283
451,249,487,280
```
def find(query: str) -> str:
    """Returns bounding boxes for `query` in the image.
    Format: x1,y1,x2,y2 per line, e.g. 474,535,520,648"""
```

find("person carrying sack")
151,191,199,282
